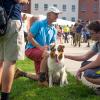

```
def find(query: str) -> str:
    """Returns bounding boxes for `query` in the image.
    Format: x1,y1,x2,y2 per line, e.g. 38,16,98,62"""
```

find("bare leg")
14,68,38,81
0,62,3,90
85,77,100,85
38,52,49,86
2,61,15,93
40,56,48,73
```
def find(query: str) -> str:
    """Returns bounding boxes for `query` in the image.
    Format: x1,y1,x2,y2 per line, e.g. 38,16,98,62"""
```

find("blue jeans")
81,61,100,78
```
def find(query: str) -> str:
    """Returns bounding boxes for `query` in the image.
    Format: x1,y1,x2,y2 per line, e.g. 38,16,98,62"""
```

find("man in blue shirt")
25,6,61,86
0,0,29,100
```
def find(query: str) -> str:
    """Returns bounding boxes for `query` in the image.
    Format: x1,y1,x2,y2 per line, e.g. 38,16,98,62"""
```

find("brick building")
78,0,100,21
22,0,100,22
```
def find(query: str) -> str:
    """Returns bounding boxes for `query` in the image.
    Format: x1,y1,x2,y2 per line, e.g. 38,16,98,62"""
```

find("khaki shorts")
0,19,21,61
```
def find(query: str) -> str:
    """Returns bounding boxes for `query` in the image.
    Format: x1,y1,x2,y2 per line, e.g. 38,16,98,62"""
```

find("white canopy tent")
21,13,75,27
53,19,75,26
37,14,75,26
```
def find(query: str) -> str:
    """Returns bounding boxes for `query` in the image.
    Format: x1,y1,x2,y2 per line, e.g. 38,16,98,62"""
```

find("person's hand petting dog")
76,69,82,81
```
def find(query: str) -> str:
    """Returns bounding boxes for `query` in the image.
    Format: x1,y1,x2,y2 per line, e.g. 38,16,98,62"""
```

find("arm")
80,54,100,71
76,54,100,80
64,50,96,61
27,32,48,51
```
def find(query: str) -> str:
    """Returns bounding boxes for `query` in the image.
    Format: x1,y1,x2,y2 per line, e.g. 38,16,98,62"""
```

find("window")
72,5,75,12
35,3,38,10
71,17,75,22
53,4,57,7
62,17,66,20
93,3,98,13
62,4,66,11
80,4,87,12
44,4,48,11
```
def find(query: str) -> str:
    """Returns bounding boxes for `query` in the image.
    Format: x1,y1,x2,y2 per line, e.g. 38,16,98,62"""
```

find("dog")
47,44,68,87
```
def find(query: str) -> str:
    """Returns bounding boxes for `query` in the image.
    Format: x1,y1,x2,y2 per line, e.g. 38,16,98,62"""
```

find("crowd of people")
0,0,100,99
55,20,91,47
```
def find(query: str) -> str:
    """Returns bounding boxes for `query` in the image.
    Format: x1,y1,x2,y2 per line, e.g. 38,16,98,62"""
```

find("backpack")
0,0,13,37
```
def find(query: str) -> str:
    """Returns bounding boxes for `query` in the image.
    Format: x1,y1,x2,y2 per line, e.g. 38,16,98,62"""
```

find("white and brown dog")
47,44,68,87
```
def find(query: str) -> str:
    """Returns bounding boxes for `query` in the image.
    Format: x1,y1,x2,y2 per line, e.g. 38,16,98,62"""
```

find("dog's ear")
50,44,56,51
62,45,65,49
58,45,65,52
58,45,65,48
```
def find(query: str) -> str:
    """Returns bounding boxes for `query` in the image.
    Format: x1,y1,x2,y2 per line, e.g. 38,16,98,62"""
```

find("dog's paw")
49,84,53,88
65,80,68,85
60,84,63,87
60,83,67,87
60,80,68,87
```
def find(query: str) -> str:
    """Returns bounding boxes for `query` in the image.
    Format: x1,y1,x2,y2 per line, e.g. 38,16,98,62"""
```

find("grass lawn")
10,58,100,100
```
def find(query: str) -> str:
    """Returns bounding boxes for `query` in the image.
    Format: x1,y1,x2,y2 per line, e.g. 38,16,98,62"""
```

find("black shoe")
14,68,26,79
39,72,46,82
38,72,48,87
